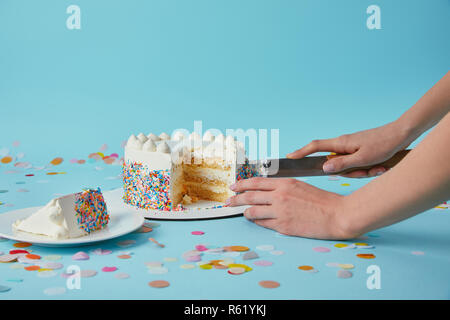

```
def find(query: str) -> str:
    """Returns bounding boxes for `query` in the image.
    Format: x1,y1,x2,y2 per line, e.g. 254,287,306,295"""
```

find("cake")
122,131,257,211
13,188,109,239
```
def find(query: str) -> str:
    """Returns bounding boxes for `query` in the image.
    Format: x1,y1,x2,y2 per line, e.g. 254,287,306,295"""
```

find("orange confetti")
24,265,40,271
103,157,115,165
298,265,314,271
225,246,249,252
149,238,165,248
1,156,13,164
117,254,132,259
13,242,32,248
77,159,86,164
46,172,58,175
357,253,376,259
50,157,63,165
25,254,41,260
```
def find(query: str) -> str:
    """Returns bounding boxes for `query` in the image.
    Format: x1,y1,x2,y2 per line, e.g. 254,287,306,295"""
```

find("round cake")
122,131,257,211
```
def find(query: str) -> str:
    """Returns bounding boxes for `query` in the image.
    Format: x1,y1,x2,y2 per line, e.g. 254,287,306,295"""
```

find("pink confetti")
191,231,205,235
185,255,201,262
313,247,330,253
110,153,119,158
254,260,273,267
99,144,108,152
411,251,425,256
91,248,112,255
70,158,78,164
12,141,20,147
72,251,89,260
195,245,208,252
102,266,117,272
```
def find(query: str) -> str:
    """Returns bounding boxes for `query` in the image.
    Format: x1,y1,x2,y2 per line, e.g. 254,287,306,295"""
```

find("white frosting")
147,133,161,141
127,135,143,150
225,135,235,148
157,141,170,153
137,133,148,143
12,195,87,239
215,134,225,144
159,132,170,140
203,131,215,142
172,131,186,141
142,139,156,152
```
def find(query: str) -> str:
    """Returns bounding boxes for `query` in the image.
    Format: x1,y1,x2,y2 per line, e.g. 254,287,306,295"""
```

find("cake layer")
184,182,231,203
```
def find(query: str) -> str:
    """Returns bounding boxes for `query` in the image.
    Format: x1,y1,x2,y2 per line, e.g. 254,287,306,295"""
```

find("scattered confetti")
180,264,195,269
134,226,153,233
117,254,132,259
44,255,62,261
13,242,32,248
163,257,177,263
91,248,112,255
313,247,330,253
0,285,12,293
72,251,89,261
80,270,98,278
145,261,163,268
259,280,280,289
357,253,376,259
24,265,40,271
25,254,40,260
228,267,246,275
298,265,314,271
50,157,64,165
337,270,353,279
256,245,274,251
0,255,19,263
149,238,165,248
254,260,273,267
102,266,118,272
37,270,58,278
339,264,355,270
148,266,169,274
341,183,350,187
411,251,425,256
148,280,170,288
191,231,205,235
243,251,259,260
270,250,284,256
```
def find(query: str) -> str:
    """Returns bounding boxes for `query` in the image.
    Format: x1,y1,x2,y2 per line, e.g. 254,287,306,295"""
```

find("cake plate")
0,194,144,247
105,188,250,220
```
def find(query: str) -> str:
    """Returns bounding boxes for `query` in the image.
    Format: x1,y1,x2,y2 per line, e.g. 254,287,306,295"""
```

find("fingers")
230,177,277,192
286,138,340,159
367,166,386,177
322,153,366,173
244,205,275,219
227,191,272,207
339,166,387,178
252,218,277,230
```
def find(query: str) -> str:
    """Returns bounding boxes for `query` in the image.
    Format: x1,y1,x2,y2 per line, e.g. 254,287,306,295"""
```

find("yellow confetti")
338,264,354,269
228,263,252,272
341,183,350,187
334,243,348,248
199,264,213,270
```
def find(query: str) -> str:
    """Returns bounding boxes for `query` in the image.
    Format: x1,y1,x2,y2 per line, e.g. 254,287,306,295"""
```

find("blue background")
0,0,449,300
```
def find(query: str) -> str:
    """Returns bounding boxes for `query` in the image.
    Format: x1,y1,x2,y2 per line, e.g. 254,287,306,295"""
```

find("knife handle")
327,149,411,175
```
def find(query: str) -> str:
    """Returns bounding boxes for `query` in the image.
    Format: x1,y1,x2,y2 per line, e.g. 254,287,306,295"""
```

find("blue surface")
1,0,449,299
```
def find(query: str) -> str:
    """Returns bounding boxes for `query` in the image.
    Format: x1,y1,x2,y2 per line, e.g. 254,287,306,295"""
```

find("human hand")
286,121,414,178
226,177,354,240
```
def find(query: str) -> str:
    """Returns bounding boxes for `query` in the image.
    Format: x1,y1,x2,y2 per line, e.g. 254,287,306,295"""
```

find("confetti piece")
228,267,246,275
1,255,19,263
223,251,240,258
24,265,40,271
254,260,273,267
10,264,25,270
16,188,29,192
341,183,350,187
148,266,169,274
0,285,11,293
199,263,213,270
185,255,201,262
80,270,98,278
180,264,195,269
243,251,259,260
259,280,280,289
9,250,28,255
334,243,349,248
41,262,63,270
72,251,89,261
256,245,274,251
43,287,66,296
339,264,355,270
115,272,130,279
91,248,112,256
357,253,376,259
411,251,425,256
50,157,63,165
228,264,252,272
117,240,136,248
337,270,353,279
102,266,118,272
224,245,249,252
149,280,170,288
313,247,330,253
13,242,31,248
1,156,13,164
298,265,314,271
25,254,40,260
134,226,153,233
191,231,204,235
117,254,132,259
195,245,208,251
149,238,165,248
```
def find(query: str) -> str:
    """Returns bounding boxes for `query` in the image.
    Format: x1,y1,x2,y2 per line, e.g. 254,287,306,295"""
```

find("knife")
254,149,411,177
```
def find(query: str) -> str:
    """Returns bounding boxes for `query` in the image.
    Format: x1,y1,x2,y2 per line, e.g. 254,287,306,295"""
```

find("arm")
287,71,450,177
342,112,450,236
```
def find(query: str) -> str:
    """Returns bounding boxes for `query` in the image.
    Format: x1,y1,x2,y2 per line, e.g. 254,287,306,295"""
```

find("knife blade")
253,149,411,177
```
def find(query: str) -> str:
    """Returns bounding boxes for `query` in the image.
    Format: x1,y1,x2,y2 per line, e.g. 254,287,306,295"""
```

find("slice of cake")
13,188,109,239
122,131,257,211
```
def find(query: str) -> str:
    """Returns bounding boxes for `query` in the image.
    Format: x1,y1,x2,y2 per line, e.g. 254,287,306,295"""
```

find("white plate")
0,192,144,247
105,188,249,220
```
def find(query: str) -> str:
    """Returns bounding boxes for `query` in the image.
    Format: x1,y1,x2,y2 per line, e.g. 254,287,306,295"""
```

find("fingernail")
230,183,237,191
376,170,384,176
323,163,335,173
